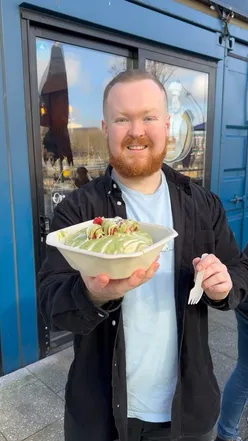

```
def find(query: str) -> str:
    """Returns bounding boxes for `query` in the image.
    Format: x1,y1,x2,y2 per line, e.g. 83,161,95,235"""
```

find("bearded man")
39,69,248,441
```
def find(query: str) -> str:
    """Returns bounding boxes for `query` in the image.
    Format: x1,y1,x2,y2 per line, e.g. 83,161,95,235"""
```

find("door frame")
21,10,217,358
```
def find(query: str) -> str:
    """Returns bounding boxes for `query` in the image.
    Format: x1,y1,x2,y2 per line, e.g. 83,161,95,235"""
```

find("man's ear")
102,120,108,137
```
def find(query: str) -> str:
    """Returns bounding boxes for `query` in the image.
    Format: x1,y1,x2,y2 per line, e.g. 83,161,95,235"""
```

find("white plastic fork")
188,253,208,305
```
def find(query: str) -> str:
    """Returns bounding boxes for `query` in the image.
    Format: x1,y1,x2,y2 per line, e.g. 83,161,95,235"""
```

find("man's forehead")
107,80,165,111
108,79,164,99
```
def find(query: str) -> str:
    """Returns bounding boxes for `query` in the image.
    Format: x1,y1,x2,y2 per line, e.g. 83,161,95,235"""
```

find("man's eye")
115,118,129,124
144,116,157,122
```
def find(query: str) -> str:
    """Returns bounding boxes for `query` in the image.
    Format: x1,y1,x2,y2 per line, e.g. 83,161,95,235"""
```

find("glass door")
29,29,133,352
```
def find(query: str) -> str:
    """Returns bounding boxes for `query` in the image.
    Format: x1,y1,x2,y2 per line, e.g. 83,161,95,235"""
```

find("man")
39,69,248,441
215,243,248,441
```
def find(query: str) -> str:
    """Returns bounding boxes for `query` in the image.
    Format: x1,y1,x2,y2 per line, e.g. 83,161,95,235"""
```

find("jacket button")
113,183,117,189
117,201,122,206
98,313,105,318
117,404,120,408
112,320,116,326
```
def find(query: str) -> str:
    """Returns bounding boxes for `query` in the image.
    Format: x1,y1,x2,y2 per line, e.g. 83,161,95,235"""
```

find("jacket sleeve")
38,194,120,335
203,193,248,311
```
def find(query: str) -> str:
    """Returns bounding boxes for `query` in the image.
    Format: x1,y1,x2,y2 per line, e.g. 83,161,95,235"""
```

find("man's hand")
193,254,233,301
81,259,160,305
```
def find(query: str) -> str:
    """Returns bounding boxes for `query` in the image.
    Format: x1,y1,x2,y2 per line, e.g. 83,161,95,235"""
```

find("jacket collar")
104,163,192,195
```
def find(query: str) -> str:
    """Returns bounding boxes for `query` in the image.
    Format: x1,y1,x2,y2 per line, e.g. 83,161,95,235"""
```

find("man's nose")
128,121,145,138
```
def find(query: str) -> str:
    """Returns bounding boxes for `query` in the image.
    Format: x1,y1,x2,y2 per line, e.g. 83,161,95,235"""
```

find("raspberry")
93,217,103,225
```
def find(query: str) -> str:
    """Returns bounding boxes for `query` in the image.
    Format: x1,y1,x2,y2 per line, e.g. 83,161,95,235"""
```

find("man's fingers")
145,261,160,278
86,274,110,291
202,263,227,281
195,254,220,272
203,273,232,292
206,283,231,294
138,262,160,286
192,257,201,270
124,261,159,289
84,259,160,298
128,269,146,288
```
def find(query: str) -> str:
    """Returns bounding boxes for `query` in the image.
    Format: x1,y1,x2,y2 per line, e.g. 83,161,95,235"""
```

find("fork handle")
194,253,208,291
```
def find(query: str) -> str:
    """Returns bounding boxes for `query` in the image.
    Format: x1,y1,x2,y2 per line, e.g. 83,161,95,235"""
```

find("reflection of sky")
36,38,208,129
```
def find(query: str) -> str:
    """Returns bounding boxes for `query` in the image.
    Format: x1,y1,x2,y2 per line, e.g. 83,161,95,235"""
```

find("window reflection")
146,60,208,185
36,39,131,216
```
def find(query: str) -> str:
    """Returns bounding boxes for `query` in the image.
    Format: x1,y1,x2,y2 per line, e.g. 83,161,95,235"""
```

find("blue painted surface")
0,0,247,371
0,2,21,373
22,0,224,59
1,0,38,372
210,59,225,194
129,0,223,32
126,0,248,45
219,48,248,249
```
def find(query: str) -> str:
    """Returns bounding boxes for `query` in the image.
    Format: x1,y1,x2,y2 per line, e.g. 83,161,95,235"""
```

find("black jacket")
39,164,248,441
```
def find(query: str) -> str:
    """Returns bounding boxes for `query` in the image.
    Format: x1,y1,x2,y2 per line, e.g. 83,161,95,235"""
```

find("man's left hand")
192,254,233,301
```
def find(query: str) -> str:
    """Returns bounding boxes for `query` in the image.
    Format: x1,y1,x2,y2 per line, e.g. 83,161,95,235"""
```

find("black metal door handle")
40,215,51,241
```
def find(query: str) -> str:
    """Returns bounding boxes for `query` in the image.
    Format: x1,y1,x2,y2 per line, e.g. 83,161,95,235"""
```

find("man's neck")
113,169,162,195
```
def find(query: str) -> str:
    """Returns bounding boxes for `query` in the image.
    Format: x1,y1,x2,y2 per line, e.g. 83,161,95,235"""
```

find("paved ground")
0,309,247,441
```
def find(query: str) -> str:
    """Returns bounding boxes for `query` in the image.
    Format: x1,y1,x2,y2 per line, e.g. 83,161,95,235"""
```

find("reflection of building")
165,82,193,163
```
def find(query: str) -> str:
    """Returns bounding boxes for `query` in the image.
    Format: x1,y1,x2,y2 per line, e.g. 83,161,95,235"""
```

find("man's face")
102,79,170,178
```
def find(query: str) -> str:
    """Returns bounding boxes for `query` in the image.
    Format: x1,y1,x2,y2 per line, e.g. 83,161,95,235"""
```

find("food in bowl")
61,217,153,254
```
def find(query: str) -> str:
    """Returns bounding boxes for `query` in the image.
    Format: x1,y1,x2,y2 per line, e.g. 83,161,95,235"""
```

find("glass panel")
36,39,132,219
146,60,209,186
36,39,132,347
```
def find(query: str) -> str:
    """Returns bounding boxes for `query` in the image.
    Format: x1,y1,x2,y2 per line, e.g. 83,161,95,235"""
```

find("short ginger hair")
103,69,168,118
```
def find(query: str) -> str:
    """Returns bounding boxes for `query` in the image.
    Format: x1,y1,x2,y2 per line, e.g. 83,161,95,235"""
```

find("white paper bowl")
46,220,178,279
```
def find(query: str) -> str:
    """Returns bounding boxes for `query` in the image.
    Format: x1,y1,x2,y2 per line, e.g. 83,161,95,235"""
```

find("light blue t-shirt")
112,171,178,423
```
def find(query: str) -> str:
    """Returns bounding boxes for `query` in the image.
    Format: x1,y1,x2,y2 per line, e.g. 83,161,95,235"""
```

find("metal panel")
20,0,224,59
0,0,21,374
219,46,248,249
125,0,223,32
1,0,39,368
210,59,224,193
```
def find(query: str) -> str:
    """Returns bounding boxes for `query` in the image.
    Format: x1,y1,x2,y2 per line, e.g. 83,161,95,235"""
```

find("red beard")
108,135,167,178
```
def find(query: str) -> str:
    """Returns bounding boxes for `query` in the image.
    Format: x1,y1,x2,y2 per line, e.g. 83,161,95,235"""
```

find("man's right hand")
81,259,160,305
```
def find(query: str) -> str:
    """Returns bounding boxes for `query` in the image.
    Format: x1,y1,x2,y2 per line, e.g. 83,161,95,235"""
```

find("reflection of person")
215,242,248,441
74,166,92,188
40,43,73,168
38,69,248,441
167,82,188,161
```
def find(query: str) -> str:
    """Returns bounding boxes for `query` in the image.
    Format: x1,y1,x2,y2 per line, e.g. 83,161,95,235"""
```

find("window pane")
36,39,132,217
146,60,209,186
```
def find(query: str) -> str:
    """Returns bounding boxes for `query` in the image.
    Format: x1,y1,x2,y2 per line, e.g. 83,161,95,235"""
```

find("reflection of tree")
108,58,176,86
108,56,128,77
69,127,108,162
146,60,176,86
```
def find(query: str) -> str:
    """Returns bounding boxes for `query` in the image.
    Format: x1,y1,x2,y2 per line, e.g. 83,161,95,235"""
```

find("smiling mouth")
127,145,147,150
